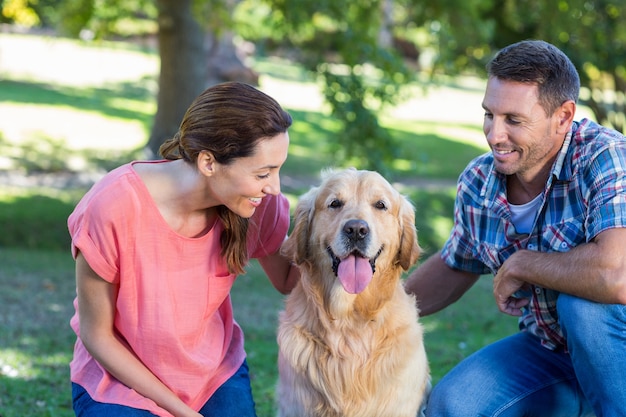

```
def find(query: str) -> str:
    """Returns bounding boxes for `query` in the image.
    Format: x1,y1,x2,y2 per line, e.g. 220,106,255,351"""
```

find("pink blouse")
68,161,289,416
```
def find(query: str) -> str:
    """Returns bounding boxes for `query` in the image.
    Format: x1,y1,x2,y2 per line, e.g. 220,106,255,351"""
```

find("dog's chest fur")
277,283,428,417
276,169,430,417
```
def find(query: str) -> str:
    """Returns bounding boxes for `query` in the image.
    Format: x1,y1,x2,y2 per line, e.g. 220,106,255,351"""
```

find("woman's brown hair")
159,82,293,274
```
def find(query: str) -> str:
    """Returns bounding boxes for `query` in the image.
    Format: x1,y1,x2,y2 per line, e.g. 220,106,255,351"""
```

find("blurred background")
0,0,623,415
1,0,621,176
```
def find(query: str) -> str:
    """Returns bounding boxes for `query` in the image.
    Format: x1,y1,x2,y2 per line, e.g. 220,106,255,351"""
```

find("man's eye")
257,173,270,179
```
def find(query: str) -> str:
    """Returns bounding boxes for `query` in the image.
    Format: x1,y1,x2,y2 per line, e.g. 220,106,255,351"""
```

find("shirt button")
527,244,536,250
561,242,568,249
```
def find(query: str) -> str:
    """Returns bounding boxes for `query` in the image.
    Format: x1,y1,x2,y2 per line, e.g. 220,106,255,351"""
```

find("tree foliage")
423,0,626,133
2,0,625,169
257,0,413,173
534,0,625,132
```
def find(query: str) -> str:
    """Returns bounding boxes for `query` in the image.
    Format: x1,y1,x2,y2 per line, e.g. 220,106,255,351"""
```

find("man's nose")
485,118,506,145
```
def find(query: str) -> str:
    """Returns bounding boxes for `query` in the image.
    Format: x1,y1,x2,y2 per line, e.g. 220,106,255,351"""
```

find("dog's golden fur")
277,168,430,417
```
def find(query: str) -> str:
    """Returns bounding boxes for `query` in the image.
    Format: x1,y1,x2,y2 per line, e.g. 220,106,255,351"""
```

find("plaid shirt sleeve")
583,132,626,239
441,118,626,350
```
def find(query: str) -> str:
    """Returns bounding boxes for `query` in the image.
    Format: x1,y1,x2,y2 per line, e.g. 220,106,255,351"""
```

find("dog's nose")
343,219,369,241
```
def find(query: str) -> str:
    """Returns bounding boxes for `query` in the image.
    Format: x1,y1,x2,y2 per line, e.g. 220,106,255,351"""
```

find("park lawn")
0,248,516,417
0,33,518,417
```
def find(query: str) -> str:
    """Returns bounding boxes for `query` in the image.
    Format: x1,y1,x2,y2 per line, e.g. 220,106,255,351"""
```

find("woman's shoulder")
70,162,151,224
247,193,291,258
252,193,290,221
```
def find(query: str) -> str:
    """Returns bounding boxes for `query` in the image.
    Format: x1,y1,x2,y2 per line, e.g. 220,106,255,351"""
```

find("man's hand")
493,258,530,316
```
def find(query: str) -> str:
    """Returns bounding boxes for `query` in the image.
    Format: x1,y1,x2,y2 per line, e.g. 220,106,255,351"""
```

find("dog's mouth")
327,246,383,294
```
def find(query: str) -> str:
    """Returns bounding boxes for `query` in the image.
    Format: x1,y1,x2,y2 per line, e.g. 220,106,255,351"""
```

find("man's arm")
404,251,480,316
494,227,626,315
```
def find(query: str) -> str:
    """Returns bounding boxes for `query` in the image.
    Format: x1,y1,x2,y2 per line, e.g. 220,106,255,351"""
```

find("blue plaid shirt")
441,118,626,349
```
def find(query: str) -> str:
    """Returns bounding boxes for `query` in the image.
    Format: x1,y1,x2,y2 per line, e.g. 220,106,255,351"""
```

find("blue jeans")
426,294,626,417
72,360,257,417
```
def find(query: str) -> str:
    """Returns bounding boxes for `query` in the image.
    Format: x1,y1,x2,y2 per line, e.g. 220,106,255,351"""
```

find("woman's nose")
263,175,281,195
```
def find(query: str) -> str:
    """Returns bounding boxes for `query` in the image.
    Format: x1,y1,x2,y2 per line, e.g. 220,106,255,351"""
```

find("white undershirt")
509,194,542,234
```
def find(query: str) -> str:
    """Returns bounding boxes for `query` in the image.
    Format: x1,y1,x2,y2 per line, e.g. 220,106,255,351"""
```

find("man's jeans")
425,294,626,417
72,360,257,417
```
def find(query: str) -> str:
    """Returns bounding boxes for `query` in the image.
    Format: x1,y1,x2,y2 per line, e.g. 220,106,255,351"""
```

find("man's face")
481,77,563,182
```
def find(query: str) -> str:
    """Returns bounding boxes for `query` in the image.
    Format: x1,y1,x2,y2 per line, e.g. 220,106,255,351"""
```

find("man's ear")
555,100,576,135
197,150,215,177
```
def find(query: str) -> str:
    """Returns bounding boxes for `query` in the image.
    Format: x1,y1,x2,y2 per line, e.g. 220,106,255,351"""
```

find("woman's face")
209,132,290,218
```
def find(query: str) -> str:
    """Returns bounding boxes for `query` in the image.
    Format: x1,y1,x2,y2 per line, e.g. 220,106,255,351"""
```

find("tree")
242,0,417,174
5,0,624,166
148,0,259,156
427,0,626,133
542,0,625,133
146,0,206,157
29,0,260,157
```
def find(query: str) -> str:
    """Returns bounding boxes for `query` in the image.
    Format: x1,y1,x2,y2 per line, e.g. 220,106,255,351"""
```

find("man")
406,40,626,417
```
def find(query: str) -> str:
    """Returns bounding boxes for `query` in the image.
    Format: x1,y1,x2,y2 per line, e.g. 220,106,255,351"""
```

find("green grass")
236,262,517,417
0,33,514,417
0,248,517,417
0,249,77,416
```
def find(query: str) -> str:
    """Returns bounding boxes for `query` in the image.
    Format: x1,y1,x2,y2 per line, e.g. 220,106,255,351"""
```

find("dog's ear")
398,196,421,270
281,187,317,265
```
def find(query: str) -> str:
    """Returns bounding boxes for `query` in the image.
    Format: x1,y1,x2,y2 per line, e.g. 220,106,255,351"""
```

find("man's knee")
425,377,471,417
558,293,623,339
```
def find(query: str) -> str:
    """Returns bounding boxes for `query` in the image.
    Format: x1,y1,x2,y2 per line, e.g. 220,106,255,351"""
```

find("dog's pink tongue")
337,255,373,294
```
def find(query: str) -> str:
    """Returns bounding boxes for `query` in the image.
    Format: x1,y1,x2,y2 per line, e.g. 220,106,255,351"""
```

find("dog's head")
282,168,421,298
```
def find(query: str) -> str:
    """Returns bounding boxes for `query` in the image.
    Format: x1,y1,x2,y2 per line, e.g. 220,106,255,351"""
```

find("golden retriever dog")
277,168,430,417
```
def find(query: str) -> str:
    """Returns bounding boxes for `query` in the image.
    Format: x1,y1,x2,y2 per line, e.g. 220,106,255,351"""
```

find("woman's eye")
257,173,271,179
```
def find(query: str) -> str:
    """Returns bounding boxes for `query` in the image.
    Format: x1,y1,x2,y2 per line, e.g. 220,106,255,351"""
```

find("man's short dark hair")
487,40,580,115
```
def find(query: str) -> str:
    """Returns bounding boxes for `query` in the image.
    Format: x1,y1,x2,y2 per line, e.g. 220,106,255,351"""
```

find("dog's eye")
328,199,343,209
374,200,388,210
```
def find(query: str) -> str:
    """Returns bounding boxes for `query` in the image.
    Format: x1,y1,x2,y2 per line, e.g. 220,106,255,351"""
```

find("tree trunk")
377,0,393,48
206,30,259,87
147,0,206,158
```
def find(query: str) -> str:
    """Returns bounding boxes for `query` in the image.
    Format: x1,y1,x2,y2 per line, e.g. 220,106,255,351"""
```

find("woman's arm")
75,252,202,417
257,248,300,295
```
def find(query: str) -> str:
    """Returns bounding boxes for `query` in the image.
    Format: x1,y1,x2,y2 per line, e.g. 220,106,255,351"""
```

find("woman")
69,82,299,417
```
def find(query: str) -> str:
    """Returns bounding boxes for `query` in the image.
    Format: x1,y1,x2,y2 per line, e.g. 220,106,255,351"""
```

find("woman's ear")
197,150,215,177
